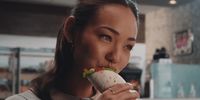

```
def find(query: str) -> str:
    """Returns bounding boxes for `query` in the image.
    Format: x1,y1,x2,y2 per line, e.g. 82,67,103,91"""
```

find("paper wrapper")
87,70,126,93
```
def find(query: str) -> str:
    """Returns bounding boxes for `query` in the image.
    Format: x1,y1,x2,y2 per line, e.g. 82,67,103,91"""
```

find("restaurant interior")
0,0,200,99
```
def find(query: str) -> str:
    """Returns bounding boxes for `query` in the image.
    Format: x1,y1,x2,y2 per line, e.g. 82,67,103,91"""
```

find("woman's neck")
57,67,94,98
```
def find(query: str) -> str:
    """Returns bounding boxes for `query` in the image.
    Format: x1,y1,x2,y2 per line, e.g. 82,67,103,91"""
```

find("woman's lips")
94,66,121,74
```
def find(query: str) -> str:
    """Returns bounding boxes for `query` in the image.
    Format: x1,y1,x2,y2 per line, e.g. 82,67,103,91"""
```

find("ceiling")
0,0,197,36
136,0,196,7
1,0,196,7
0,0,78,7
0,0,196,14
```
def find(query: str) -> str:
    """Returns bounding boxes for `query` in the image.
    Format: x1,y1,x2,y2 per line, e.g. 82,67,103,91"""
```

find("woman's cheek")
82,42,104,61
121,54,130,69
90,44,106,60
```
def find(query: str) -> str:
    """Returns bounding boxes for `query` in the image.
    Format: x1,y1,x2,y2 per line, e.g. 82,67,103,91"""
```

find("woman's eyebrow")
96,25,120,35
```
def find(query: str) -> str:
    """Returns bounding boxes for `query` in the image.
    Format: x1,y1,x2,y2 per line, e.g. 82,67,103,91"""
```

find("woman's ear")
63,16,75,43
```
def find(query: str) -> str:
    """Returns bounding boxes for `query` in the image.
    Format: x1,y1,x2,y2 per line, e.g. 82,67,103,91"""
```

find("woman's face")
73,4,138,73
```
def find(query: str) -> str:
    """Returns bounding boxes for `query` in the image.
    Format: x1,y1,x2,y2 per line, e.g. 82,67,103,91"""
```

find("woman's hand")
97,83,139,100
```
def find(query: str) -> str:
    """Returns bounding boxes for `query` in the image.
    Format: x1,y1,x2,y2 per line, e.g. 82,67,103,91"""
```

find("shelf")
0,47,54,98
0,71,11,79
21,73,41,81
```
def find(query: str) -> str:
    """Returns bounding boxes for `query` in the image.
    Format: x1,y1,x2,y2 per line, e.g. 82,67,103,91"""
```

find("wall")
146,0,200,64
0,34,56,48
0,1,71,37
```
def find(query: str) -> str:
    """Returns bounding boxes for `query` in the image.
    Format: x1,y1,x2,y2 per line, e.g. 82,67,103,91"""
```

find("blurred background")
0,0,200,99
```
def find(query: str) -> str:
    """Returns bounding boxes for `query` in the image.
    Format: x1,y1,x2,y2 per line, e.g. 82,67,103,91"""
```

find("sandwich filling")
83,67,117,78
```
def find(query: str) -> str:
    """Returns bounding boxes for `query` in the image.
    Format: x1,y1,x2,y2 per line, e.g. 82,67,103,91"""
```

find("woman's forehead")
89,4,138,37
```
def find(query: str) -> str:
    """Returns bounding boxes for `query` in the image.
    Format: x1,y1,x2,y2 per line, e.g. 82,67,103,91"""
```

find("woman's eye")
125,45,133,51
99,34,112,42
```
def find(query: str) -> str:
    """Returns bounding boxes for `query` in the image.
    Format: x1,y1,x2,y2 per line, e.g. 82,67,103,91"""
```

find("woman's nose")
105,48,121,64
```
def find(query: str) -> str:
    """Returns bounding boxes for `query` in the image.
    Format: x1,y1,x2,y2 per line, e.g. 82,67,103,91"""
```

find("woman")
6,0,139,99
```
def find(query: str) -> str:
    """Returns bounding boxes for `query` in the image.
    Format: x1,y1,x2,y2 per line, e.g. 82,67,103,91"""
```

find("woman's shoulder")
5,90,41,100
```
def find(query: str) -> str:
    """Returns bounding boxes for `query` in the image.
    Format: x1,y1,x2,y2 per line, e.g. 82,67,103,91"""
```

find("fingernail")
127,83,133,87
129,90,140,98
127,83,133,88
129,90,137,93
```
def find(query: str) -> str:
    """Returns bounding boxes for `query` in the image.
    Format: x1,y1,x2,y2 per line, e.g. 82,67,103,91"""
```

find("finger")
108,83,133,94
102,83,132,95
130,83,140,91
129,90,140,98
117,90,140,100
100,90,139,100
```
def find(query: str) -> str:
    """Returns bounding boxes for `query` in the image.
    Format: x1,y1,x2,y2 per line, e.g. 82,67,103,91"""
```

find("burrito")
83,67,126,93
